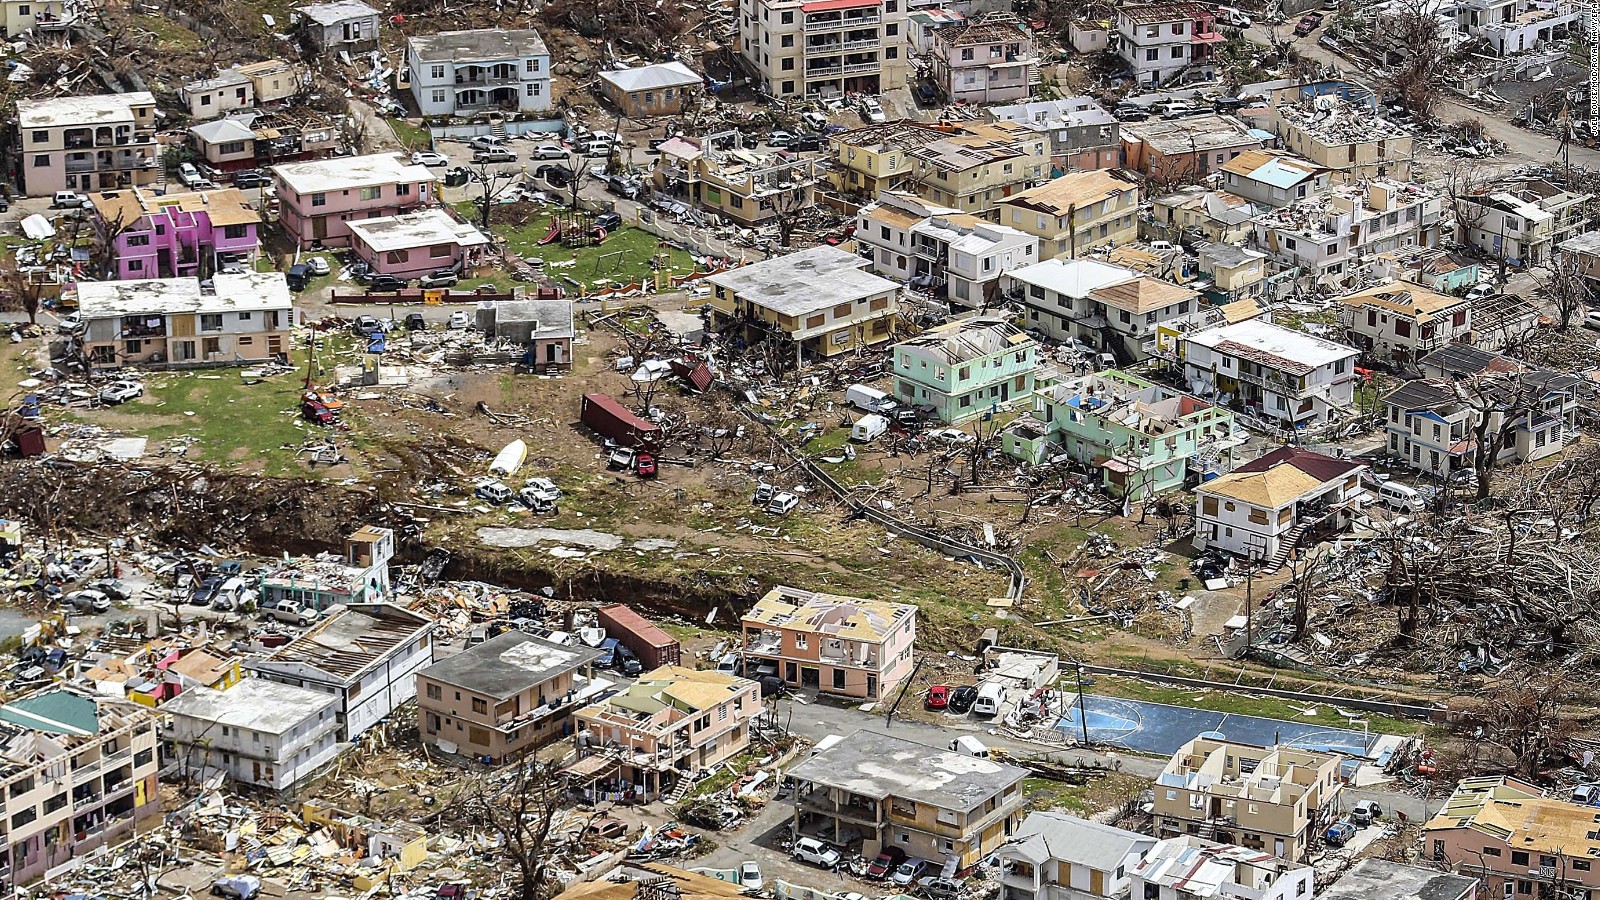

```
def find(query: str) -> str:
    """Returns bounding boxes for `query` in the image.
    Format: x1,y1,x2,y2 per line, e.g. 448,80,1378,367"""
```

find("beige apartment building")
17,92,159,197
705,245,900,364
999,169,1141,259
741,584,916,700
1267,96,1414,182
788,731,1029,868
907,121,1048,217
735,0,910,100
74,273,296,369
571,666,762,801
1152,737,1343,861
415,630,608,763
0,688,162,885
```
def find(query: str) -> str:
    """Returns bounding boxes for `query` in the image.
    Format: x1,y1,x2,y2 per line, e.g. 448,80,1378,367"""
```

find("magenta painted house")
270,152,436,249
91,187,262,281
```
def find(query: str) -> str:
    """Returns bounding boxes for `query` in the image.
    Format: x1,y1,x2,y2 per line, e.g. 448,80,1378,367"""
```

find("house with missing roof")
1003,258,1201,363
704,245,900,365
570,666,762,802
1338,280,1471,367
1114,2,1223,86
406,28,551,117
929,12,1038,104
995,812,1157,900
1179,319,1360,428
1002,368,1240,496
1423,776,1597,900
1381,345,1580,478
891,315,1039,423
855,191,1039,307
162,676,342,791
1131,837,1314,900
787,730,1029,869
476,299,575,373
90,186,262,281
258,525,394,613
72,273,296,369
740,585,916,701
990,96,1122,172
415,631,610,763
0,688,161,883
1193,446,1367,564
245,601,436,744
597,61,702,117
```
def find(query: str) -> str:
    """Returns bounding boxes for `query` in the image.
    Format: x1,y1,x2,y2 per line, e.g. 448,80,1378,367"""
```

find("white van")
851,414,889,443
1379,481,1425,512
1215,4,1252,26
972,682,1007,717
948,736,991,758
845,384,898,414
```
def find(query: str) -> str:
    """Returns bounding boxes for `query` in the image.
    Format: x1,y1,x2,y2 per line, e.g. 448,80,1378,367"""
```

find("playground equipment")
543,208,607,248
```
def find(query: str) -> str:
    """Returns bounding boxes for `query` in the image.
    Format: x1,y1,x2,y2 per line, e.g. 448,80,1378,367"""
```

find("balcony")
102,778,132,797
843,37,879,50
73,794,102,811
454,74,523,88
844,59,881,73
63,158,97,175
806,63,844,77
805,40,843,55
913,242,943,261
804,12,880,31
71,760,102,783
1232,365,1307,397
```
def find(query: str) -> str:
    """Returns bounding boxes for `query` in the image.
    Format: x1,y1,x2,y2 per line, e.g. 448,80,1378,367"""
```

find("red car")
635,452,658,478
926,685,950,709
868,847,907,878
1293,11,1323,34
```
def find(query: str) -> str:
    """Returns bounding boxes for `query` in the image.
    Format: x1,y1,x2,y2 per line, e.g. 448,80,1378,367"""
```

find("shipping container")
595,603,681,670
580,393,661,448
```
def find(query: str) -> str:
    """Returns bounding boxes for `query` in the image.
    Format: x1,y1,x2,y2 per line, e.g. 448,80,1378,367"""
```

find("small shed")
477,299,575,372
296,0,381,54
597,62,703,118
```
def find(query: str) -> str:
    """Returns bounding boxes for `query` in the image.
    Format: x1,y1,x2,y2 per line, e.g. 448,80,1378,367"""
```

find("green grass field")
114,371,311,473
453,200,696,290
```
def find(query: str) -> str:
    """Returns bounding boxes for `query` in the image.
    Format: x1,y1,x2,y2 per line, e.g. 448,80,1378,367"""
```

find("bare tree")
1456,372,1546,500
961,413,1005,486
1534,252,1591,332
0,250,46,326
763,183,810,248
91,204,139,280
470,161,523,231
452,759,574,900
1380,0,1447,118
1476,671,1572,779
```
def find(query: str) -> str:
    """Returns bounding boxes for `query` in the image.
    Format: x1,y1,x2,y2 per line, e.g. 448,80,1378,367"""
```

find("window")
201,314,223,331
32,154,48,167
1574,860,1591,871
471,697,488,714
1172,20,1185,33
127,234,150,247
781,80,794,93
1484,847,1502,857
359,185,381,201
781,34,793,46
961,48,974,60
426,683,441,700
525,58,540,72
795,634,807,649
311,192,327,207
10,807,35,829
781,10,793,21
432,89,446,103
223,224,248,240
200,95,213,106
885,47,897,58
30,130,44,143
238,312,252,322
885,22,897,34
1172,46,1184,58
1145,48,1158,61
430,64,446,79
832,669,845,689
1512,852,1530,867
529,82,542,96
782,57,794,70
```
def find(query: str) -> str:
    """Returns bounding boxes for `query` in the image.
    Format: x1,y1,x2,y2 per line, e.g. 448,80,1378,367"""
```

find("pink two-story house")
270,152,436,249
573,666,761,801
741,585,917,700
91,187,261,280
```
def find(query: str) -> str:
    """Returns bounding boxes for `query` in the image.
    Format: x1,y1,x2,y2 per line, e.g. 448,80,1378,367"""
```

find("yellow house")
303,800,429,873
705,245,900,365
1149,185,1256,245
828,121,949,197
906,121,1050,217
1198,243,1268,300
999,169,1141,259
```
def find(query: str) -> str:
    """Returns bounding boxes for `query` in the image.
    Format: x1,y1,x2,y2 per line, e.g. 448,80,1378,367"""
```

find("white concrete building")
1114,2,1224,87
162,678,343,791
857,191,1039,306
1005,257,1199,362
735,0,910,100
406,29,551,117
1193,446,1367,564
1338,280,1471,367
1250,180,1444,287
1458,179,1590,268
996,812,1156,900
1130,837,1315,900
1181,319,1360,427
1451,0,1584,54
244,602,435,743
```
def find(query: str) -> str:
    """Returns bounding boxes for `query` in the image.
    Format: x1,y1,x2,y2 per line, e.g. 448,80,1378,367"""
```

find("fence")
737,407,1028,599
634,208,748,262
1081,662,1448,722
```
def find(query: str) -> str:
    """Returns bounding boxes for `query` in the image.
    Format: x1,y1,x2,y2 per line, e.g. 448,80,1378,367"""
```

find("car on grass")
892,859,928,886
523,477,562,502
448,310,472,330
411,151,449,166
767,492,799,515
948,684,978,713
474,480,515,505
926,684,950,709
303,256,331,277
793,837,841,868
868,847,906,879
418,269,459,289
98,380,144,405
595,211,623,231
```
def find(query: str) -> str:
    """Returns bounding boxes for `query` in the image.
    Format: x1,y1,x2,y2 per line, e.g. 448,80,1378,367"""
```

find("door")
546,343,558,362
312,215,328,240
866,674,877,698
1273,838,1284,857
784,661,797,683
252,761,261,782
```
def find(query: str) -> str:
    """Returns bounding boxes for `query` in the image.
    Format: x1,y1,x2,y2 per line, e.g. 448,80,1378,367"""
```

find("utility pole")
1074,663,1090,745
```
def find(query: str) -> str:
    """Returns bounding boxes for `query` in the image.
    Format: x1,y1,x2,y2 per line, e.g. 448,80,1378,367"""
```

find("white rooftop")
1008,257,1136,299
18,92,155,129
407,28,548,62
347,209,490,253
598,61,702,94
163,677,336,735
190,116,258,144
78,273,293,319
706,245,899,316
296,0,379,24
271,152,434,195
1186,318,1357,368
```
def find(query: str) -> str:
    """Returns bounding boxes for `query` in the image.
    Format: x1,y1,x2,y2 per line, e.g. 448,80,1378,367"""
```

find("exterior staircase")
663,774,695,805
1265,521,1311,573
489,119,509,141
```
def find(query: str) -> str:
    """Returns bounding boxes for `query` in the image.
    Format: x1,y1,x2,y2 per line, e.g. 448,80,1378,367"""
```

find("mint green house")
891,315,1040,424
1002,369,1242,498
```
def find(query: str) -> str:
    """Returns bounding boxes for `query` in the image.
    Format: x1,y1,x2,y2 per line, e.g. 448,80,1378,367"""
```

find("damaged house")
1180,319,1360,427
188,112,341,176
704,245,899,363
989,96,1122,171
995,813,1156,900
1002,368,1240,495
1249,180,1444,287
17,93,158,197
856,191,1038,306
1004,258,1199,362
891,315,1039,423
651,138,821,228
162,677,342,791
1457,178,1591,268
1131,838,1315,900
1193,446,1367,565
91,186,263,281
999,169,1141,260
1263,87,1414,182
295,0,381,54
73,273,296,369
1338,280,1471,367
929,12,1039,104
406,29,552,117
741,585,917,701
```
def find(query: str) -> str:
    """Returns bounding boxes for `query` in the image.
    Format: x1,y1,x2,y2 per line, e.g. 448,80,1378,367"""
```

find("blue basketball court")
1056,694,1378,758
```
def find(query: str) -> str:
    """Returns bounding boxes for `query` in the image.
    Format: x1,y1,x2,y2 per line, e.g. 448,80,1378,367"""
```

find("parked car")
635,451,658,478
351,315,385,336
448,310,472,330
530,144,569,160
766,130,795,148
536,164,576,186
859,97,887,123
211,875,261,900
1585,310,1600,330
67,589,111,614
265,600,317,627
51,190,90,209
303,256,331,276
87,578,130,601
1350,799,1382,827
586,818,628,840
468,136,507,151
606,175,641,199
614,644,643,676
892,859,928,886
767,492,799,515
233,170,270,188
801,110,828,131
926,684,950,709
523,477,561,501
580,139,616,157
191,575,223,606
56,311,86,335
1293,11,1324,34
411,151,449,166
418,270,459,289
178,162,204,187
473,147,517,163
788,134,823,152
739,861,763,891
793,837,841,868
1465,282,1496,301
919,878,961,900
474,480,515,505
948,684,978,713
405,312,428,331
98,380,143,405
367,275,409,292
595,211,623,231
868,848,907,879
1323,821,1356,846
